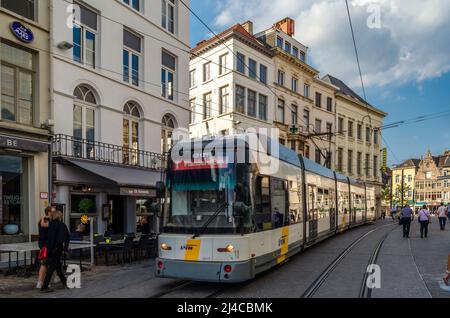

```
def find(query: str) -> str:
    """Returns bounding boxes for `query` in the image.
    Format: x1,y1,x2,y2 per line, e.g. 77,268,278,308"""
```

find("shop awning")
67,159,162,189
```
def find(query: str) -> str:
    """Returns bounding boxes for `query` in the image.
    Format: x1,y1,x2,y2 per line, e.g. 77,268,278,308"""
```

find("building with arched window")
51,0,191,236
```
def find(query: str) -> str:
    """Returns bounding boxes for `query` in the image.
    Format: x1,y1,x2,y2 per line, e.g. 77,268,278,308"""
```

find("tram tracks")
150,222,399,299
301,223,398,298
148,280,232,298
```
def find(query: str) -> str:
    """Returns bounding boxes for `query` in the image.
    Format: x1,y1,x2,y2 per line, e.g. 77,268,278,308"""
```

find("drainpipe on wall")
48,0,55,207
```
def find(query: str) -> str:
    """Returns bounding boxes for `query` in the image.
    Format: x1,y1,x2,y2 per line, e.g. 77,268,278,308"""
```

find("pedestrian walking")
391,204,397,220
437,202,448,230
36,206,54,289
418,205,431,239
41,210,70,293
400,204,413,238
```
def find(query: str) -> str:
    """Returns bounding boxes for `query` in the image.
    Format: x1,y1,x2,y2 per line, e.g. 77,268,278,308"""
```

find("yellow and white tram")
155,136,377,282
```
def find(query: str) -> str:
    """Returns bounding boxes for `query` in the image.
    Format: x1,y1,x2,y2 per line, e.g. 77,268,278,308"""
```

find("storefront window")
136,198,156,234
70,194,96,236
0,155,27,236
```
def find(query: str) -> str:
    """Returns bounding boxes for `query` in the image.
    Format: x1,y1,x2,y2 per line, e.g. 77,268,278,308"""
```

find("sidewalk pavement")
373,216,450,298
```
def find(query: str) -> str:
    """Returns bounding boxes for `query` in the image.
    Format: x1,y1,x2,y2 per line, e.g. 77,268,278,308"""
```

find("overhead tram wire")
23,38,240,123
345,0,367,102
380,109,450,130
178,0,334,164
60,0,449,138
60,0,375,162
58,0,344,135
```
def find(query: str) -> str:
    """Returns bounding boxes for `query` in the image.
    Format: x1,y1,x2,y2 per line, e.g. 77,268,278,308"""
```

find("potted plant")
78,198,95,214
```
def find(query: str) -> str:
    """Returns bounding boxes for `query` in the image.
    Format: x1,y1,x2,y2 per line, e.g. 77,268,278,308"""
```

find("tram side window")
271,178,288,228
288,180,302,224
339,191,349,215
317,188,332,219
329,190,336,216
308,185,315,221
255,176,271,231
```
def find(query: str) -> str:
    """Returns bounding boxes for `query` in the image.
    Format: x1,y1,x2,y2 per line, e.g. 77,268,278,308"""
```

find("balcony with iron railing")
52,134,167,171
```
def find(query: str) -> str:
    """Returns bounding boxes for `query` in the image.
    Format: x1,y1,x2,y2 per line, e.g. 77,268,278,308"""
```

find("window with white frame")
259,94,267,121
189,98,195,123
249,58,257,80
123,102,141,165
123,0,139,11
260,64,267,84
292,77,298,93
236,52,246,74
73,85,96,159
277,99,285,124
73,2,97,68
300,51,306,62
291,105,298,125
123,29,141,86
276,36,283,48
219,53,228,75
161,50,176,101
203,92,211,119
235,85,245,114
247,89,257,117
189,69,195,88
203,62,211,82
277,70,285,86
284,41,291,54
219,86,229,114
1,42,34,125
161,0,176,34
304,83,310,98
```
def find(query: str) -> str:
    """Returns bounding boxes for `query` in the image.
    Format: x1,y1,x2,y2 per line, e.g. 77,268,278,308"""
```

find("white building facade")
255,19,338,169
50,0,190,235
189,23,275,138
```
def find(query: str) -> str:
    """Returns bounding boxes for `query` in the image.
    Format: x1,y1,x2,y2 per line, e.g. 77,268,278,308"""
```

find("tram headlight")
160,243,172,251
218,244,234,253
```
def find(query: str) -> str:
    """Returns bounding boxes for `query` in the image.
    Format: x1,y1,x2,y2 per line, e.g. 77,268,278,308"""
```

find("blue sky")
189,0,450,167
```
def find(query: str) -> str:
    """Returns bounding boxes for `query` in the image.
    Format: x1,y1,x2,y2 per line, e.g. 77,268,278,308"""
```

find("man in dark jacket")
41,210,70,292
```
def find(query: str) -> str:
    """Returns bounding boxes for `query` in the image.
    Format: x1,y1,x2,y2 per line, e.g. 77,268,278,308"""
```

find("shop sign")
120,187,156,197
40,192,49,200
10,21,34,43
0,135,48,152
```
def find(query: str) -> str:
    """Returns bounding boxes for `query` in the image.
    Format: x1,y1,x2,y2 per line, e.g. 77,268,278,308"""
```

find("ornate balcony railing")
52,134,167,171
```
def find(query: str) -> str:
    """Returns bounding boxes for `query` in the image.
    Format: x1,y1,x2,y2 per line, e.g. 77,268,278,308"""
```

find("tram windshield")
164,160,251,234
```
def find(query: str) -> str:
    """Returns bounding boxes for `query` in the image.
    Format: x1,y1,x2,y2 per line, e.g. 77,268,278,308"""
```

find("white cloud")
208,0,450,90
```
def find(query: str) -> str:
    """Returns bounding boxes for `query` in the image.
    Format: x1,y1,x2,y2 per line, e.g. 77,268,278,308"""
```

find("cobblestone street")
2,219,449,298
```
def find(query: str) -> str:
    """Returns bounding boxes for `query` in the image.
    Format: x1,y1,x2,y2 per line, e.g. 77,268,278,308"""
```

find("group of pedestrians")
399,203,448,239
36,206,70,293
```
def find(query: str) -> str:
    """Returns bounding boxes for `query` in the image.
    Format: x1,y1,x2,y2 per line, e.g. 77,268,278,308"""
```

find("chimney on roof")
196,39,207,47
273,17,295,37
242,21,254,35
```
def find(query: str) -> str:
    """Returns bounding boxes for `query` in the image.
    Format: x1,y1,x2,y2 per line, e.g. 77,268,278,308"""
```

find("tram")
155,135,377,282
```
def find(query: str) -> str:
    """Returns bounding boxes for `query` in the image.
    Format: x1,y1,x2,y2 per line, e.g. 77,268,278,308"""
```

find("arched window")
161,114,177,154
123,102,141,165
73,85,97,159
